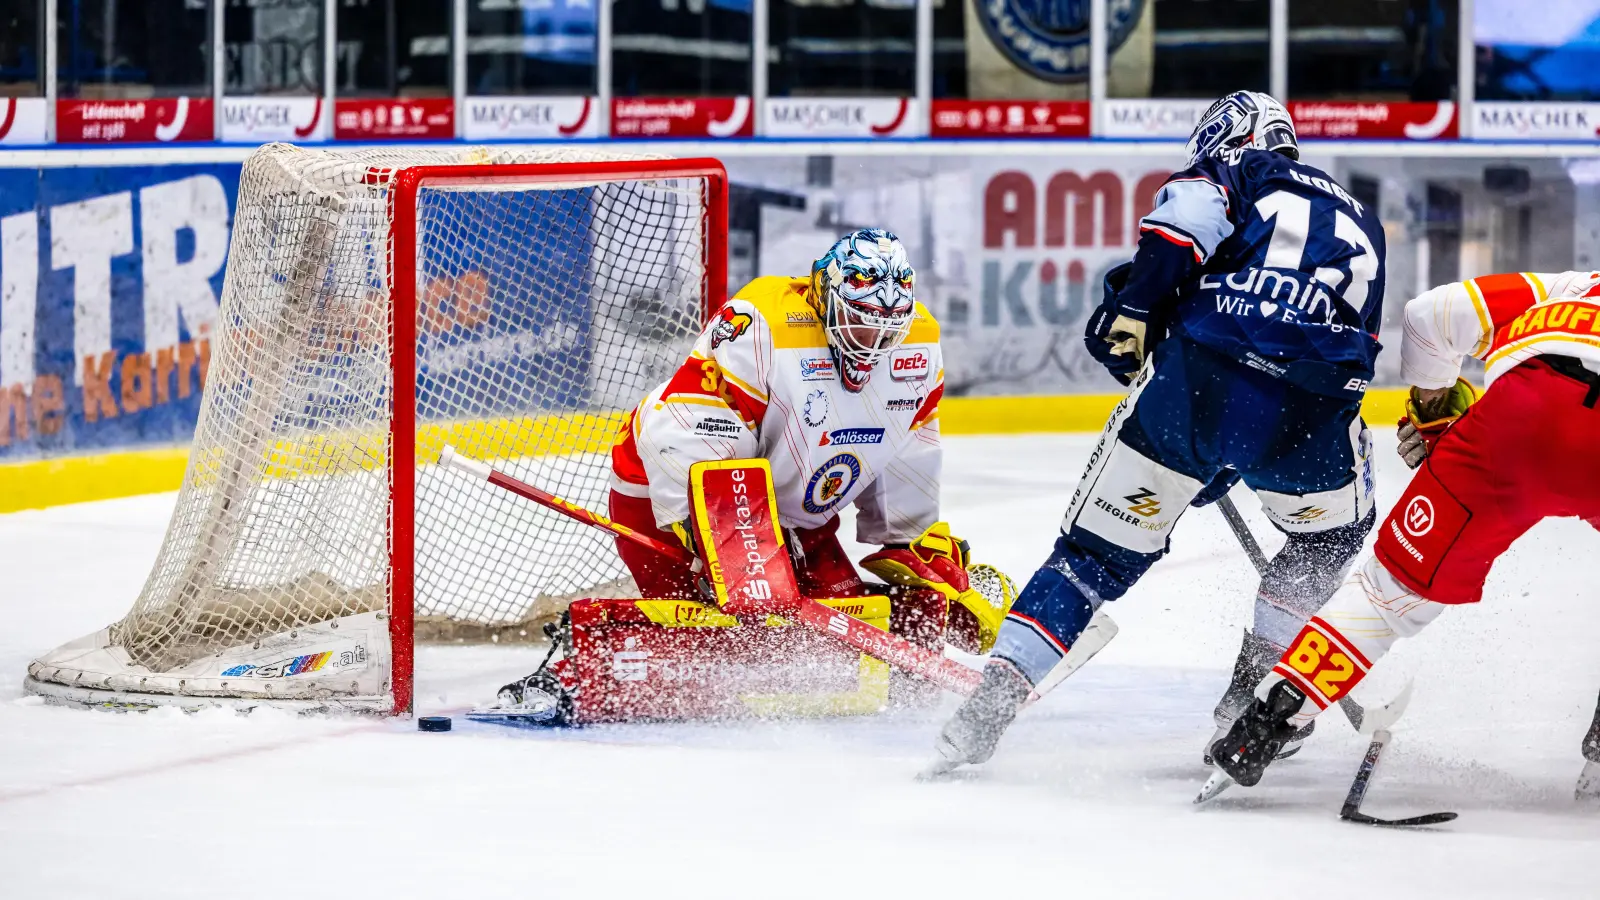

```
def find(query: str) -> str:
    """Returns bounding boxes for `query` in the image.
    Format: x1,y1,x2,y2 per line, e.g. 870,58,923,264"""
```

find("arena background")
3,0,1600,510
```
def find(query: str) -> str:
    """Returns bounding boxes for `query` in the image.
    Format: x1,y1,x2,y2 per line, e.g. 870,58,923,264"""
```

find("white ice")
2,433,1596,898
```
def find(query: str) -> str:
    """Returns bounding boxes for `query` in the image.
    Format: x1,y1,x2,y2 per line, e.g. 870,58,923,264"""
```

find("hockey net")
26,144,725,714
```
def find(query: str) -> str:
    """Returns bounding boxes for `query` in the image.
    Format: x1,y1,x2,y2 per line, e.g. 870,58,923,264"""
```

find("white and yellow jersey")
1401,270,1600,389
612,276,944,544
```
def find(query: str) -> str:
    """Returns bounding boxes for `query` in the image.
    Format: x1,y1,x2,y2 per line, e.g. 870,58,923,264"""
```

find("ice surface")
2,434,1596,898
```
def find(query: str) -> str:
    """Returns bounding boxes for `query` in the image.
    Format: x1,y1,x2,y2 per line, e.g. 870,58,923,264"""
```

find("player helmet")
809,229,916,392
1185,91,1299,168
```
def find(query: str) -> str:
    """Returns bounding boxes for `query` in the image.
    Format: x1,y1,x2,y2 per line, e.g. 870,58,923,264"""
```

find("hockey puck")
418,716,452,732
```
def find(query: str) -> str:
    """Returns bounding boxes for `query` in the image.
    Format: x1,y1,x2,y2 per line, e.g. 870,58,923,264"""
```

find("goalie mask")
809,229,916,392
1186,91,1299,168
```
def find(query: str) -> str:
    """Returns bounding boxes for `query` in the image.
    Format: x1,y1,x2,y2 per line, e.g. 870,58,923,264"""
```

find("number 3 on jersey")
1256,190,1379,311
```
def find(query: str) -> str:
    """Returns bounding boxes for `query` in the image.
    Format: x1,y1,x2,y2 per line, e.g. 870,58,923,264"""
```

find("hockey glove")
1085,306,1143,385
1396,377,1478,469
862,522,1008,653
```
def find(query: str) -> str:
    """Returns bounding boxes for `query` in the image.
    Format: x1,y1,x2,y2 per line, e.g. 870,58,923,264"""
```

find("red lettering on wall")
1044,171,1122,248
983,171,1036,249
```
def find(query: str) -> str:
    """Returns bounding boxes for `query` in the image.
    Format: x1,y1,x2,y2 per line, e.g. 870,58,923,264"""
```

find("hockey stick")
439,447,983,695
1339,729,1458,827
1214,494,1396,735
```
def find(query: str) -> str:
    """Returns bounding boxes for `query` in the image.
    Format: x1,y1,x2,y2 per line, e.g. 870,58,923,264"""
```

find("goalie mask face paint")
810,229,916,392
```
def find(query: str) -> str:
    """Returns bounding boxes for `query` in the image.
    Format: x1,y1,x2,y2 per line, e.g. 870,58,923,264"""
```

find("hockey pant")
992,338,1377,686
607,488,869,601
1263,357,1600,725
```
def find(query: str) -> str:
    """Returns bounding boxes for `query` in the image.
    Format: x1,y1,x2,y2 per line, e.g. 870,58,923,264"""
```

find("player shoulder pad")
905,301,940,345
729,276,825,350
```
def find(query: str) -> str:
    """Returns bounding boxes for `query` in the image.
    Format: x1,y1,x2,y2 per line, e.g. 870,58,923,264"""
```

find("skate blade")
1575,760,1600,803
916,757,968,782
465,702,558,723
1194,770,1235,805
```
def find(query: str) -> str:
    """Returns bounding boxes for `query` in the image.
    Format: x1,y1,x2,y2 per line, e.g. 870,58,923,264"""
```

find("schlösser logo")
1403,496,1435,537
819,427,884,447
976,0,1145,83
891,349,930,381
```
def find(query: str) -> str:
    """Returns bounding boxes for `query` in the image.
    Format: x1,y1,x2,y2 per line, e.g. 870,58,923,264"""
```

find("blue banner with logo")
0,163,242,460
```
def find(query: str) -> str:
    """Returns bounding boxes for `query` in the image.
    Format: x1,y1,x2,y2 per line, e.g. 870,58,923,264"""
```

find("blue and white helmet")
810,229,916,391
1185,91,1298,168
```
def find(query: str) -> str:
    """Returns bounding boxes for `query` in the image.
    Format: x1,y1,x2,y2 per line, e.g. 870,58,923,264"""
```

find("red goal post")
387,158,728,715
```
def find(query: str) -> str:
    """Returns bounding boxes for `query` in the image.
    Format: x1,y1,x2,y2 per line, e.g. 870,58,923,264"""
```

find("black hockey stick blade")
1339,729,1457,828
1341,809,1458,828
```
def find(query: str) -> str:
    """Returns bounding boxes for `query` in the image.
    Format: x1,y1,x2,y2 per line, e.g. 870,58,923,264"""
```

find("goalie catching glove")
1396,377,1478,469
861,522,1013,653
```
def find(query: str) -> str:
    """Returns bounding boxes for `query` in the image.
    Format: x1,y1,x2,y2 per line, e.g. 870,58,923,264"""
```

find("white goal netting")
27,144,716,710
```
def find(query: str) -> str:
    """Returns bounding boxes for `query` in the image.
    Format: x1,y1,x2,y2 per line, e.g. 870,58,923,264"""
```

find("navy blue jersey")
1116,149,1387,395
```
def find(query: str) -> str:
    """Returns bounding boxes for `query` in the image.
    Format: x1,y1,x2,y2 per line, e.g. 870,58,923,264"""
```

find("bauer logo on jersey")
800,355,838,381
710,307,753,349
890,349,930,381
803,452,862,514
819,427,884,447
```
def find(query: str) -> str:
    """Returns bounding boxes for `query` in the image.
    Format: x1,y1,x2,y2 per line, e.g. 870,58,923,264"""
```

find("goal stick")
439,447,983,695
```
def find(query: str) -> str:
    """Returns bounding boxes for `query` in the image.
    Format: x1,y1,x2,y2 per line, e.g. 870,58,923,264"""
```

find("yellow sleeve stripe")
719,366,769,403
1523,272,1549,301
1461,278,1494,359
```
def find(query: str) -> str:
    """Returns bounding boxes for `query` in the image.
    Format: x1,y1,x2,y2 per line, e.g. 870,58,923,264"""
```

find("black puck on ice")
418,716,452,732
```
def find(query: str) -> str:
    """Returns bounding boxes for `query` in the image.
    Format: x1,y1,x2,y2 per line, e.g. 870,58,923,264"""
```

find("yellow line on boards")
0,389,1413,513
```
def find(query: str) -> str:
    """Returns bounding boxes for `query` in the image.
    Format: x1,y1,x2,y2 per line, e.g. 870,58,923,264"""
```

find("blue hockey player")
932,91,1387,772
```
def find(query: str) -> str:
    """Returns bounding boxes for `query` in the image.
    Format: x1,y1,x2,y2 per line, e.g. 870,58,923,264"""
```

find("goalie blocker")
496,459,966,724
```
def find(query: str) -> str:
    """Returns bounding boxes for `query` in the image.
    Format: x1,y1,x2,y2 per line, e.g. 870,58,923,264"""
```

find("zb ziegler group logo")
977,0,1146,83
1124,488,1160,518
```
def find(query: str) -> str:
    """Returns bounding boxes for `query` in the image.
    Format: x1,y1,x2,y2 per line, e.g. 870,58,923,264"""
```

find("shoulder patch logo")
890,348,930,381
710,306,753,349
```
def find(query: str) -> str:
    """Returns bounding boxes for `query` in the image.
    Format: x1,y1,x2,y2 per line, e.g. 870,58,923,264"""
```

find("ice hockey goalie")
481,229,1013,725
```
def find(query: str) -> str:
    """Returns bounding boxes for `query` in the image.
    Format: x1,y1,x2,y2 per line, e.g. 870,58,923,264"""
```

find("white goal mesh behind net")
26,144,715,710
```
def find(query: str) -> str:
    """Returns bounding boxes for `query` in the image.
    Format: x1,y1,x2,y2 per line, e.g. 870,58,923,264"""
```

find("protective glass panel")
226,0,326,96
0,0,43,96
612,0,754,96
1109,0,1269,99
57,0,211,99
467,0,597,95
1289,0,1458,100
1476,0,1600,101
769,0,915,96
336,0,453,98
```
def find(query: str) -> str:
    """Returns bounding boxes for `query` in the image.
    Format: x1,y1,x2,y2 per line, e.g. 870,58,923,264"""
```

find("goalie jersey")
612,276,944,544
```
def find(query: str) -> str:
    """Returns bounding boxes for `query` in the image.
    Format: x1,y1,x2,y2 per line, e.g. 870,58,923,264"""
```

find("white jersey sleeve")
631,301,772,529
1401,271,1599,389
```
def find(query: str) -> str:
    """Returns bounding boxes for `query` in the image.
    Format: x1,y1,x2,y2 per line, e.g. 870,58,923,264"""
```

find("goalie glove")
861,523,1013,653
1396,378,1478,469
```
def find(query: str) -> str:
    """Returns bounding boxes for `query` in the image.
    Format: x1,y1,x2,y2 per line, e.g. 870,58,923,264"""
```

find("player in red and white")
495,229,1007,714
1210,270,1600,798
